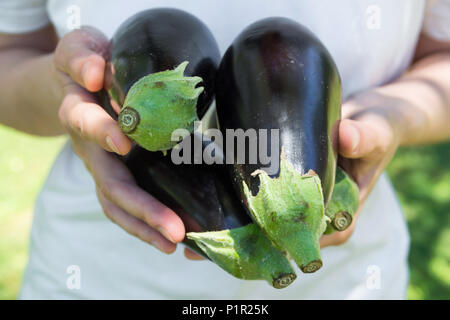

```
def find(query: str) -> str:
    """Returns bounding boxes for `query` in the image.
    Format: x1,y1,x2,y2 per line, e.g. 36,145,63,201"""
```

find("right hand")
54,27,186,254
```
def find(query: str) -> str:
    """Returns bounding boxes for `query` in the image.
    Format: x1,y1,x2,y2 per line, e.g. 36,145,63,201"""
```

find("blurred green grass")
0,124,448,300
0,125,65,299
386,142,450,299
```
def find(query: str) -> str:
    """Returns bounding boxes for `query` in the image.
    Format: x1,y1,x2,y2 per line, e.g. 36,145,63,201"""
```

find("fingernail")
157,226,175,243
350,125,360,153
106,136,120,154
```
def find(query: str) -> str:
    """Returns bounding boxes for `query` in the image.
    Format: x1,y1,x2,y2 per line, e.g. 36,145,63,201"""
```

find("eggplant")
125,135,296,288
103,8,221,151
99,10,296,288
215,18,342,273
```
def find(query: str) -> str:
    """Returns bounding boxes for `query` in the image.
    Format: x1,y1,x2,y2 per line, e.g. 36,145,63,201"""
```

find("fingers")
59,84,132,155
54,27,131,155
184,248,205,260
84,146,186,244
338,119,379,159
320,231,349,248
97,188,176,254
54,27,109,92
98,179,186,243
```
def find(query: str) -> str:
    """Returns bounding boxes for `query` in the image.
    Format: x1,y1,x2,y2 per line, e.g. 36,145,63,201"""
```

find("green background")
0,125,448,299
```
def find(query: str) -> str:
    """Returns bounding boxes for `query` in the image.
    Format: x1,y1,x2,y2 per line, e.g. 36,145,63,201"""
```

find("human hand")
320,87,409,247
54,27,186,254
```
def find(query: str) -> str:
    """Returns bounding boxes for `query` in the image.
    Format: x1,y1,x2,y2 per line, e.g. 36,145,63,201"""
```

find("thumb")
339,119,378,158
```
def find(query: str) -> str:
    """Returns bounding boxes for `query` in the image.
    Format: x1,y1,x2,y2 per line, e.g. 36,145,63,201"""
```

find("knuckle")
68,109,88,140
97,190,117,222
54,31,79,69
103,208,116,225
58,97,72,130
58,105,68,130
71,141,84,158
98,196,114,221
73,116,86,139
143,209,160,228
135,226,152,243
98,180,118,202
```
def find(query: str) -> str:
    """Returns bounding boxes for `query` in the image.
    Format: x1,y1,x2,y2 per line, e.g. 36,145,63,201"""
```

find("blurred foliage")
386,143,450,300
0,124,449,299
0,125,65,299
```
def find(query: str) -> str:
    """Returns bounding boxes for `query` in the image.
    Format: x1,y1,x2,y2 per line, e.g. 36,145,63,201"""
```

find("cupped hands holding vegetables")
54,26,186,254
54,21,392,260
54,11,420,285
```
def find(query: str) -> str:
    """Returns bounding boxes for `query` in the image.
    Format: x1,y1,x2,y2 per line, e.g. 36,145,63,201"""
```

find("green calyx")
324,167,359,234
187,223,297,289
118,61,203,151
243,151,328,274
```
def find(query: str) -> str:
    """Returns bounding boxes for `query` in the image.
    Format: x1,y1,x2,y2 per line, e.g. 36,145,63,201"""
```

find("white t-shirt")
1,0,449,299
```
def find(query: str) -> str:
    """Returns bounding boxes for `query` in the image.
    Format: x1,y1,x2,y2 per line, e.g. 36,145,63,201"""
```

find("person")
0,0,449,299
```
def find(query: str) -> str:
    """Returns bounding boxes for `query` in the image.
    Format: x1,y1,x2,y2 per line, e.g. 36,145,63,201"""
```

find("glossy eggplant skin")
215,17,341,203
103,8,221,119
124,138,252,243
98,9,237,247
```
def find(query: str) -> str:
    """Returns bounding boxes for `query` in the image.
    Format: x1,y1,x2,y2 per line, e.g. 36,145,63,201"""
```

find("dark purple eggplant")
103,8,221,151
215,18,342,273
124,135,296,288
98,10,296,288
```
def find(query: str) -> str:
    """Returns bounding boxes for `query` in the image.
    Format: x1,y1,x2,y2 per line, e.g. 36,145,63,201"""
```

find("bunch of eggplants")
98,8,359,289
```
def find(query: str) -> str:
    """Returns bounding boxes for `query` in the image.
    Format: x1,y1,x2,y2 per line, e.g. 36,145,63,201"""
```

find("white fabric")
0,0,49,34
423,0,450,41
2,0,446,299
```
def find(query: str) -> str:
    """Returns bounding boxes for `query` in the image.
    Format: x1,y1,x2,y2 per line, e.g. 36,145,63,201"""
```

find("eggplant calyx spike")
118,61,204,152
243,149,327,273
324,167,359,234
332,211,353,231
187,223,297,289
118,106,140,134
273,273,297,289
301,260,323,273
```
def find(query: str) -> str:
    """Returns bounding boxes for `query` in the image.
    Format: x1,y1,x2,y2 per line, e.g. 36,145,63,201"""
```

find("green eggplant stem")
324,167,359,234
243,149,328,274
119,107,140,134
187,223,297,289
118,61,204,152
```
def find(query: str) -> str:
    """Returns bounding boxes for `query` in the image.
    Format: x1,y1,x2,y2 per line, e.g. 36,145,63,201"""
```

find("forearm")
0,48,64,136
383,52,450,146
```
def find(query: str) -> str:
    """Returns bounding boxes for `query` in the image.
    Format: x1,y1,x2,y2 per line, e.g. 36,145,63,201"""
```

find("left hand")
320,85,409,247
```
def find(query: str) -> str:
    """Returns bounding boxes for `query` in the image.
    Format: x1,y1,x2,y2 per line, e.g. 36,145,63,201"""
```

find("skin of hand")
54,27,186,253
320,49,450,248
319,88,407,247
